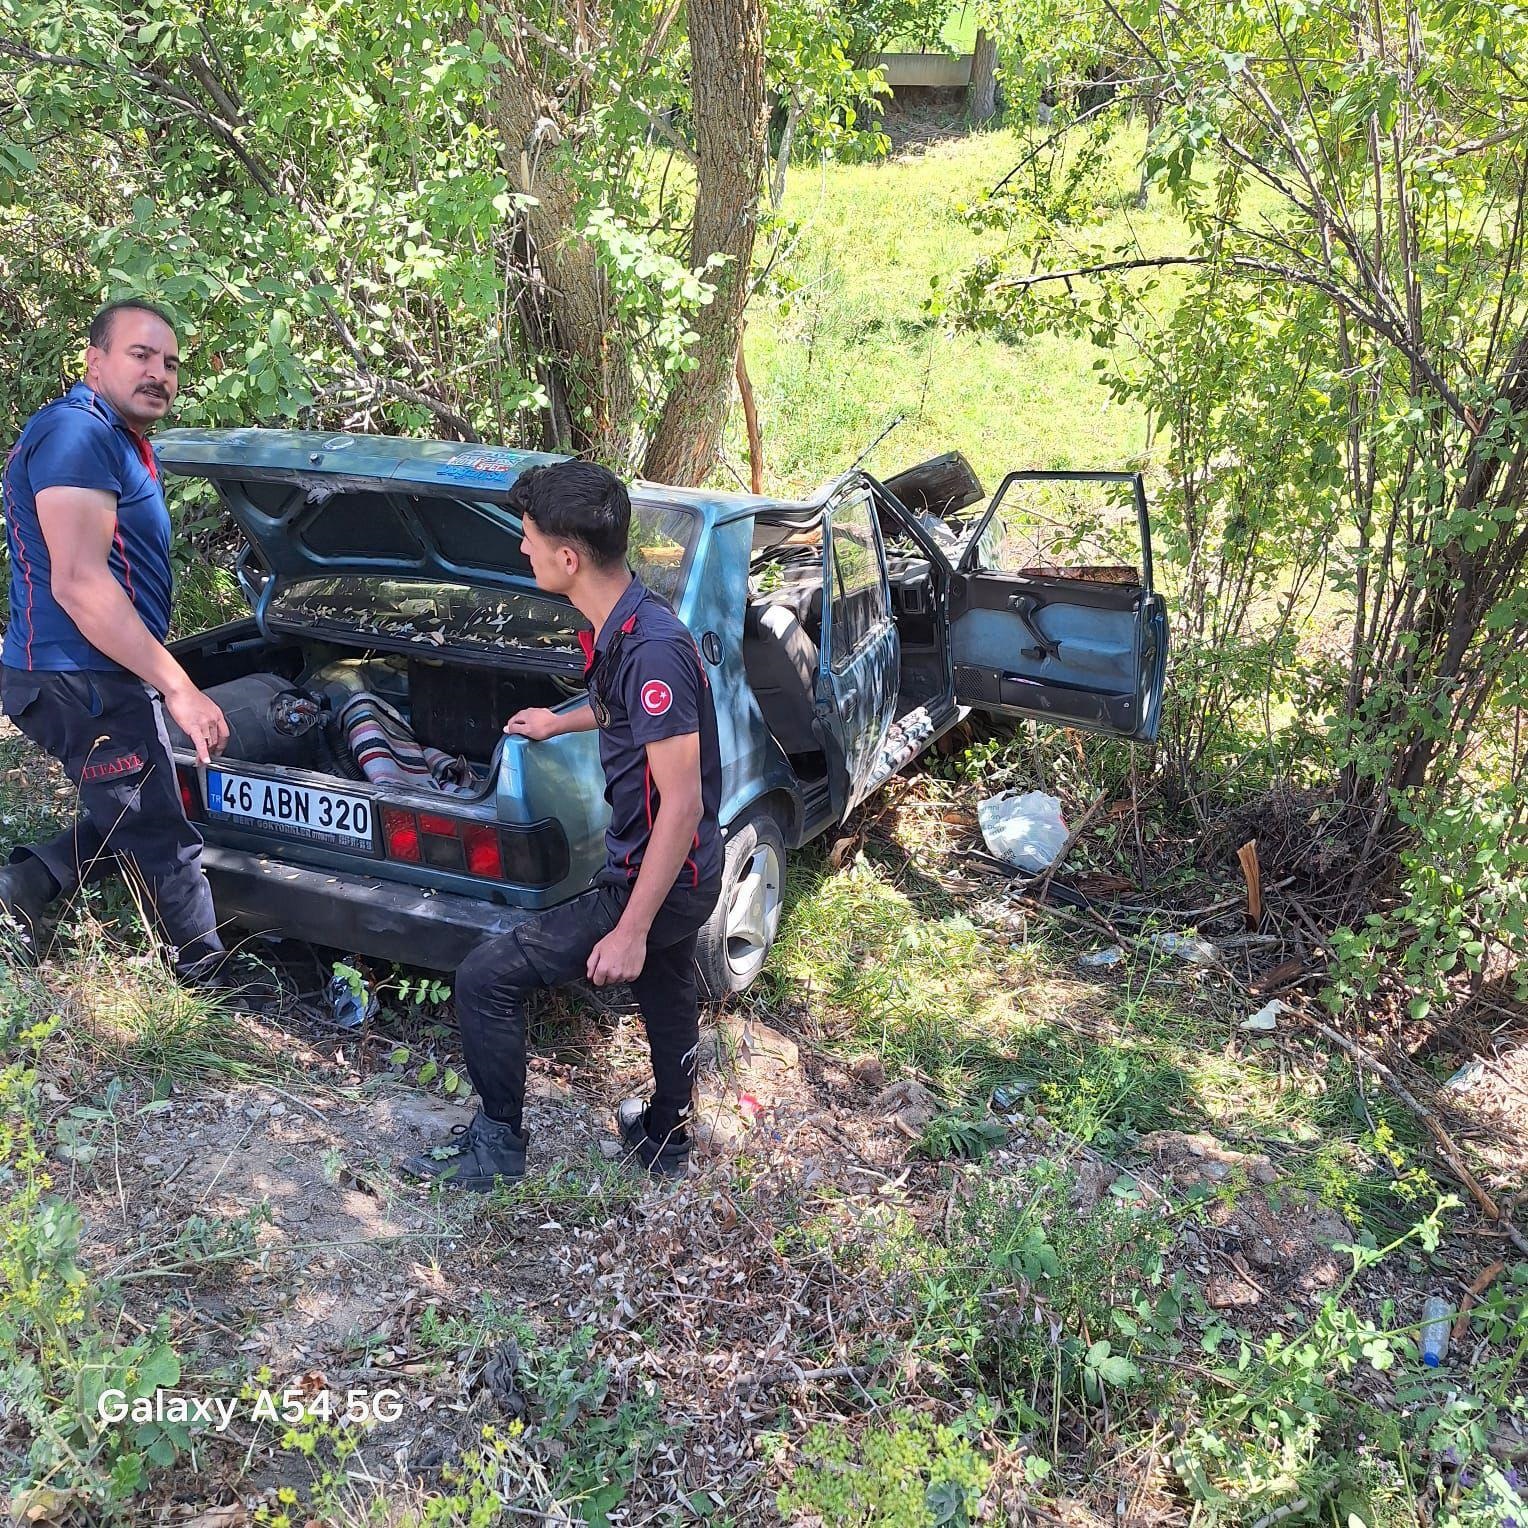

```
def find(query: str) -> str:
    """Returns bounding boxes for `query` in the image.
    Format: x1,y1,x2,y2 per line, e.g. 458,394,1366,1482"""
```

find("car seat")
742,602,821,756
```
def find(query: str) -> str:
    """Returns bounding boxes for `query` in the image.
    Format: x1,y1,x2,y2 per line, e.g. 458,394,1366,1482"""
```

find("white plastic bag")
1150,930,1220,965
978,790,1069,873
1240,999,1286,1031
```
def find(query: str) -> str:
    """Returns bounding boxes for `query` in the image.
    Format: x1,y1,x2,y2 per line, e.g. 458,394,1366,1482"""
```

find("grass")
768,822,1438,1229
736,122,1183,498
62,949,272,1084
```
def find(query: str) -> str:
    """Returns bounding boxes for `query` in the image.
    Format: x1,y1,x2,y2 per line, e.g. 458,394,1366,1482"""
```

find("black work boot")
404,1108,528,1191
175,947,284,1008
0,855,58,954
616,1098,691,1179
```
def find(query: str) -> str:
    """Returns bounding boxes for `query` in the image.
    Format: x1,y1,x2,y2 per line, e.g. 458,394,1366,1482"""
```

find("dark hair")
89,299,177,350
509,461,632,569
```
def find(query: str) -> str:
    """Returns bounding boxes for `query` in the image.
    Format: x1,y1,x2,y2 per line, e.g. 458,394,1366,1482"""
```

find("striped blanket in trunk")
335,692,477,796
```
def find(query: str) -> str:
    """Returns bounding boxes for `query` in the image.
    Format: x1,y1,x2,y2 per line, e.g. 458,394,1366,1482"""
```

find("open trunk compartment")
169,622,579,796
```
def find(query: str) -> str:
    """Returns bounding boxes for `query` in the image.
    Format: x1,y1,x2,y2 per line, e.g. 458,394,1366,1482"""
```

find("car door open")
817,487,900,816
949,470,1167,741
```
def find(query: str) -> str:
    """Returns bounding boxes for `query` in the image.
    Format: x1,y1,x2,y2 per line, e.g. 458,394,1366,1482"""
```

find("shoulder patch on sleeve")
640,678,674,716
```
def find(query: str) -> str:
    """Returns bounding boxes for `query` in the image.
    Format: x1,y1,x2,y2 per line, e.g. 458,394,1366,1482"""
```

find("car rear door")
949,471,1167,741
817,484,900,817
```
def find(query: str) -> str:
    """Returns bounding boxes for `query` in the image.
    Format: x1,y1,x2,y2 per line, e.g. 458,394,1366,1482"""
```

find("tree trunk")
641,0,767,486
1134,90,1160,207
969,29,998,123
509,221,577,453
1383,329,1528,793
482,23,638,464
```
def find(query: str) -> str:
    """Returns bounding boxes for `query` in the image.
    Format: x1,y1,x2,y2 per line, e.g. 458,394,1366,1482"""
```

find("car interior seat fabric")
753,561,824,637
742,602,821,756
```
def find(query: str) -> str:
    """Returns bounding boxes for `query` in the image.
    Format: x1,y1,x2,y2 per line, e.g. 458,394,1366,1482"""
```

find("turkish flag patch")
640,679,673,716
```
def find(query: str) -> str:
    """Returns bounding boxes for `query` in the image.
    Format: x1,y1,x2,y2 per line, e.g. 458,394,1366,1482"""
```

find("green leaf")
1095,1353,1140,1386
131,1343,181,1400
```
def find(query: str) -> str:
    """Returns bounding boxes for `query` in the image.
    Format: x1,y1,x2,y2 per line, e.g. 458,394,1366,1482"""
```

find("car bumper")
200,845,534,971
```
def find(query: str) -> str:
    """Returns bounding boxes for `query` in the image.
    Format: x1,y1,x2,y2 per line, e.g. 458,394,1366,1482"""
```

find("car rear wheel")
696,811,787,1000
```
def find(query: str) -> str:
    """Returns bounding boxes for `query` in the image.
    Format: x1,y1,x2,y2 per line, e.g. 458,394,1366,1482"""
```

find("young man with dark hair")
0,300,232,973
407,460,723,1188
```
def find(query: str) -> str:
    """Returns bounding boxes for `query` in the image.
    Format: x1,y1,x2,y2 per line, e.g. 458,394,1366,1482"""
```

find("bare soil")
31,987,1486,1523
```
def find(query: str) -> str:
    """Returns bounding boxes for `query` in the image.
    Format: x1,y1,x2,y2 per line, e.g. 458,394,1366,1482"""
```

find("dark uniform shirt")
2,383,174,671
580,575,722,896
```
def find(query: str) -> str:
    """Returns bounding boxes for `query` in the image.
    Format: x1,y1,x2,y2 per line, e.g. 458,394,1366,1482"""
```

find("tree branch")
988,253,1471,421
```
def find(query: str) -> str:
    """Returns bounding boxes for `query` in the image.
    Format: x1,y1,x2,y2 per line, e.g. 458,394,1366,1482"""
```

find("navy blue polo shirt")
581,575,723,894
2,383,174,671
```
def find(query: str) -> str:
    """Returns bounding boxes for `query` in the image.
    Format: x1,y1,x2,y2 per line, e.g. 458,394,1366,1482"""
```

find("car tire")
695,810,787,1001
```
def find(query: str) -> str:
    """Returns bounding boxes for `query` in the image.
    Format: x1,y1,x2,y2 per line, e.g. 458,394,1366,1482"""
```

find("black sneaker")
0,856,56,956
615,1098,691,1178
404,1109,528,1191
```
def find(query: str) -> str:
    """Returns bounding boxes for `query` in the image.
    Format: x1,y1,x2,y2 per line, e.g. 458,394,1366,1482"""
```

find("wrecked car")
155,430,1168,996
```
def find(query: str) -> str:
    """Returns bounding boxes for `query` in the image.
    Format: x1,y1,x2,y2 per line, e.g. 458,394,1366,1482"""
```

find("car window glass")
626,504,694,601
267,576,585,659
829,491,887,670
957,477,1143,584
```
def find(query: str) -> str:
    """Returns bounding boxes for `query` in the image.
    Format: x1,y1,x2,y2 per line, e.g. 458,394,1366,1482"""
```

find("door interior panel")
951,586,1144,694
949,471,1167,741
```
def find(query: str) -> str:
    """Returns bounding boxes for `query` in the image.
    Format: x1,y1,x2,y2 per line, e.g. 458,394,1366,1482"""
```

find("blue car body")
154,429,1168,985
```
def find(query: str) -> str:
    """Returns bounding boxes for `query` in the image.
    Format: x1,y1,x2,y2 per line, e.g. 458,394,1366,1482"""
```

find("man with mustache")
0,300,232,978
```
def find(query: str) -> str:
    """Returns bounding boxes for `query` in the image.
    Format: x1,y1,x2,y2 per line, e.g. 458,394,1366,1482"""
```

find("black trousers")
1,666,223,969
454,876,720,1140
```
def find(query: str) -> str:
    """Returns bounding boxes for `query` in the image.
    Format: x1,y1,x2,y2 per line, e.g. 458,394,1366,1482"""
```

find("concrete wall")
874,52,975,89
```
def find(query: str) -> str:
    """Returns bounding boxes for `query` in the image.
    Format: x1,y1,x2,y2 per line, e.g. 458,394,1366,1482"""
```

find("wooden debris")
1452,1259,1506,1344
1297,1012,1528,1259
1250,956,1307,994
1237,838,1263,928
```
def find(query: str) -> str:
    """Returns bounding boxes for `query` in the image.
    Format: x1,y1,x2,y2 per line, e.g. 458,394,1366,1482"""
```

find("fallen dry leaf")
182,1506,249,1528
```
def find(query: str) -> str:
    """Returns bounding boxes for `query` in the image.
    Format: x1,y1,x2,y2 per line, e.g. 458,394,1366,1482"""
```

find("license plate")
205,770,374,850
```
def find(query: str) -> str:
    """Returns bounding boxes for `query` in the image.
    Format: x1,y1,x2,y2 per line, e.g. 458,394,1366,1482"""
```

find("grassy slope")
735,124,1182,497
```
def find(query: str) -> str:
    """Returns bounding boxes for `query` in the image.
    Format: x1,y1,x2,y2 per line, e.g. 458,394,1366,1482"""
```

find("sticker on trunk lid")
438,447,539,485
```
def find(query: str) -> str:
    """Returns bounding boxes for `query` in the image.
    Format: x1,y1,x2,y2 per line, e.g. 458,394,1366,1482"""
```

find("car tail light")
500,820,571,886
419,816,466,872
378,806,569,888
382,805,421,863
462,823,503,878
176,768,202,820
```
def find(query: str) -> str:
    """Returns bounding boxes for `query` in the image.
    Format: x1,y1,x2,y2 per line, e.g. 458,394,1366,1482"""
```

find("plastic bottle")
326,971,378,1029
1420,1295,1451,1367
